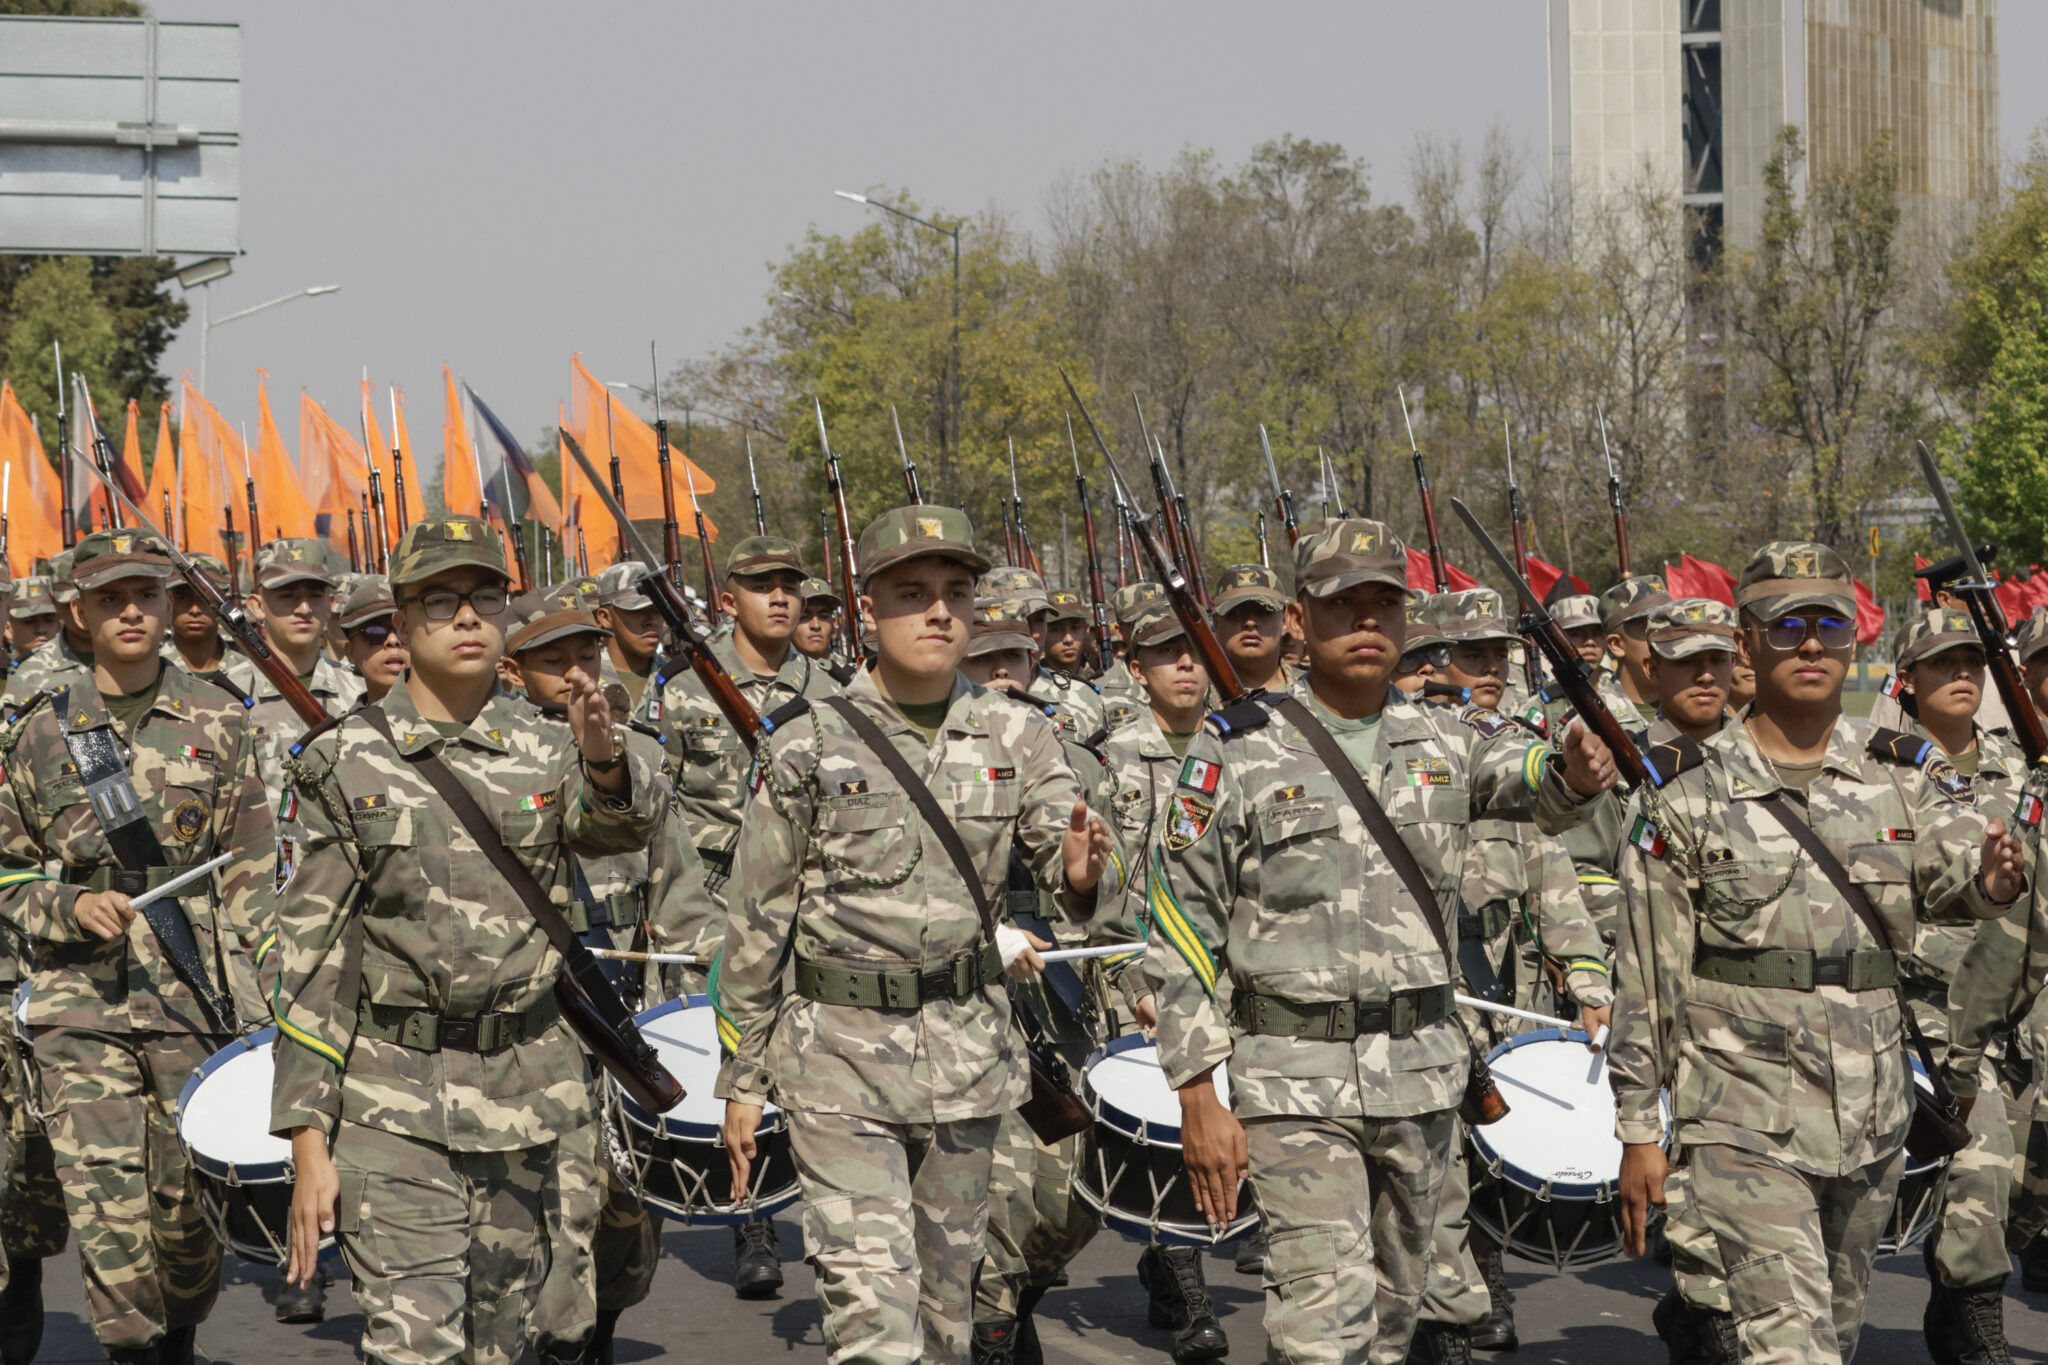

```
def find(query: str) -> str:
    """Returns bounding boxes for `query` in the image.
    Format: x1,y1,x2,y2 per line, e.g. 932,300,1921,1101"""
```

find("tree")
1951,246,2048,565
4,257,120,442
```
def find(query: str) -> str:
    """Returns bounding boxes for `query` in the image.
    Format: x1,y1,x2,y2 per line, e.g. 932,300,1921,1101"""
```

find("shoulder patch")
1177,754,1223,793
1925,756,1975,806
1204,697,1270,739
1163,793,1216,850
1458,706,1512,738
1867,727,1934,768
1644,734,1707,787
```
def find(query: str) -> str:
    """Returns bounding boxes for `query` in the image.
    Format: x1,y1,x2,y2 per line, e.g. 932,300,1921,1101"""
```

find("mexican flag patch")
1179,756,1222,794
964,766,1016,782
1628,813,1665,856
518,792,557,812
2019,792,2044,829
1878,828,1915,843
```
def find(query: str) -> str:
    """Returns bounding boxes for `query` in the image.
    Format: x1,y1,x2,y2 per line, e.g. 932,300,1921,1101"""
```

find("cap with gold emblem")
1403,594,1447,651
8,576,54,620
2017,608,2048,665
856,505,990,588
70,528,174,591
47,550,76,605
1126,599,1190,649
595,561,653,611
966,596,1037,658
388,513,509,589
1426,588,1518,643
978,566,1052,617
253,537,337,591
1893,607,1981,671
1293,518,1409,598
1645,598,1739,660
1212,562,1288,614
1734,542,1855,621
181,552,232,596
1600,574,1670,631
801,576,841,608
337,575,398,634
724,535,806,580
507,584,613,655
1043,587,1090,623
1551,593,1602,631
1112,581,1164,625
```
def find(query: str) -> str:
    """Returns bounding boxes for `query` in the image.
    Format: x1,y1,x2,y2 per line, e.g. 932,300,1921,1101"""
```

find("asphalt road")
24,1210,2048,1363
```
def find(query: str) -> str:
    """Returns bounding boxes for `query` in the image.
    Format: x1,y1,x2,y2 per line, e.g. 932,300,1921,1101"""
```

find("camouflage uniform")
1608,543,2015,1365
224,540,367,809
3,634,92,712
5,576,60,672
1098,583,1163,734
715,506,1099,1365
1595,576,1671,731
270,516,663,1365
1143,519,1598,1365
0,530,278,1355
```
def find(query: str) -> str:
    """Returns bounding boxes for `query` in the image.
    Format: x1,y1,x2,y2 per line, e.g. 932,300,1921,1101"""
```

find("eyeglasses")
1762,614,1856,651
348,621,397,646
1399,644,1450,671
402,586,510,622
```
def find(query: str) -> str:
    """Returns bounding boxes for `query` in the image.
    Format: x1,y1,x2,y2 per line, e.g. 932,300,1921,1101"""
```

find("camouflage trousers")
1243,1108,1455,1365
1417,1133,1486,1328
531,1117,661,1351
1665,1148,1730,1314
33,1027,223,1349
973,1106,1097,1325
1,997,66,1271
787,1108,999,1365
329,1120,552,1365
2011,1117,2048,1250
1688,1141,1904,1365
1927,1061,2018,1287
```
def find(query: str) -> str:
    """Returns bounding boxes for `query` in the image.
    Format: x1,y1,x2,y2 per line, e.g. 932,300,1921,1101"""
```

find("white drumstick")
595,941,1149,969
591,949,702,965
126,853,234,912
1040,942,1144,963
1457,992,1609,1052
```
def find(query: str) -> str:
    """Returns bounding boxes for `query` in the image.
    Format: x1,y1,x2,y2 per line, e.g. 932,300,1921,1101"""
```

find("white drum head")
1476,1036,1622,1188
640,1002,777,1130
1087,1042,1231,1127
181,1042,293,1169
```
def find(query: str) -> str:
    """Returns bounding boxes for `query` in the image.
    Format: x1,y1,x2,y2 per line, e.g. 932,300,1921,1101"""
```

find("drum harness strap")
57,687,233,1034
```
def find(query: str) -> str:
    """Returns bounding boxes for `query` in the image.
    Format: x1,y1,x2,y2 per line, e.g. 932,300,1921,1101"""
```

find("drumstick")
590,949,703,965
1040,943,1144,963
1455,993,1610,1051
593,943,1149,968
125,853,235,912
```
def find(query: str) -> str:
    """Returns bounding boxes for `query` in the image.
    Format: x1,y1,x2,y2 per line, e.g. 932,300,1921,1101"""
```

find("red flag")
1680,553,1737,608
1405,548,1479,593
1994,572,2030,626
1663,559,1696,598
1852,579,1886,646
1524,555,1588,602
1915,555,1932,602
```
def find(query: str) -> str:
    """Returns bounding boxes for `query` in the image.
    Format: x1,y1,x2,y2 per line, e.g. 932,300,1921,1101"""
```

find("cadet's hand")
1618,1142,1668,1258
723,1101,762,1200
1560,721,1618,798
1005,929,1052,980
565,666,628,795
287,1127,338,1288
73,890,136,942
1133,993,1159,1031
1061,799,1115,893
1979,818,2025,903
1580,1003,1612,1051
1178,1072,1247,1228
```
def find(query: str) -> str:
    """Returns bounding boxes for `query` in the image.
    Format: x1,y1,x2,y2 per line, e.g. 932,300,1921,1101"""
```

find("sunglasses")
1399,644,1451,671
348,620,397,646
1761,614,1857,651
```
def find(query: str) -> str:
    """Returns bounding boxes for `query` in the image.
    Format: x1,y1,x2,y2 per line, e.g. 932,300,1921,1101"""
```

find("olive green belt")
78,865,187,895
573,890,640,932
356,993,559,1053
1693,946,1898,991
1232,983,1456,1040
795,943,1005,1009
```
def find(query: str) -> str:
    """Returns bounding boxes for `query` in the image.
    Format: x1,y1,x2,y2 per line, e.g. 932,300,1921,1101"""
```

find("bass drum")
175,1028,332,1266
608,996,799,1224
1879,1061,1951,1255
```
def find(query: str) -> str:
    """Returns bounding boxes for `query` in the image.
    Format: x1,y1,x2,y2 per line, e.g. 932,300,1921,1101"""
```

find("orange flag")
442,366,482,516
142,400,176,535
0,381,67,576
178,379,245,566
389,390,428,533
566,353,718,541
557,402,576,541
300,392,370,556
251,371,319,541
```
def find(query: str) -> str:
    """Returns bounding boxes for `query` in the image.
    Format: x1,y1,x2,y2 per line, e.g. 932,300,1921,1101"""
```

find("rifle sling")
357,709,652,1055
57,689,232,1033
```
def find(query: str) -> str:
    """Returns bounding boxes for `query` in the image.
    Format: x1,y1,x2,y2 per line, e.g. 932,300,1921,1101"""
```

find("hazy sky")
142,1,2048,483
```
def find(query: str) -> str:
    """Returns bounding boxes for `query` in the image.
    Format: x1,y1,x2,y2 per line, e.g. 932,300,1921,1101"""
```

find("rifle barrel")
1399,387,1450,592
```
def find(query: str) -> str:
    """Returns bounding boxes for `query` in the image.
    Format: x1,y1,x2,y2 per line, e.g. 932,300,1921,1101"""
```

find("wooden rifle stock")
1173,492,1206,607
653,415,690,596
345,508,361,574
1414,459,1450,593
244,480,262,557
1068,416,1117,670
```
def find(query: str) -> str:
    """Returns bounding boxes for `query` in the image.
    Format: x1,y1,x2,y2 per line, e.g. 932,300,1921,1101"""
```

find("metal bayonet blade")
1448,497,1544,613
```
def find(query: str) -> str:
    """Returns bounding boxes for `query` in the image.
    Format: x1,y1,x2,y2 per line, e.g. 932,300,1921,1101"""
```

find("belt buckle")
112,869,148,895
1813,956,1847,988
1355,1002,1391,1036
439,1018,479,1052
919,964,958,1002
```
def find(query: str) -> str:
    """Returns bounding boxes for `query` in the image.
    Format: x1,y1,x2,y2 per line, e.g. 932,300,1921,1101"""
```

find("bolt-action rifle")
386,390,412,538
744,432,768,535
1504,421,1539,693
1258,425,1300,548
813,398,865,657
1257,510,1269,569
345,508,361,574
1398,387,1449,593
892,405,923,504
1597,405,1630,579
1008,438,1043,578
1066,413,1117,672
54,342,74,548
650,348,688,599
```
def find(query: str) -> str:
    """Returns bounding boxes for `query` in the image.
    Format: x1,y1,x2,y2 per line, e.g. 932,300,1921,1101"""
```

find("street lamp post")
835,190,960,501
195,284,341,393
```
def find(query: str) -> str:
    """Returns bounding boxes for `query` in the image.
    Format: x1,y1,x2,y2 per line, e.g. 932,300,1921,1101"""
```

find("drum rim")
618,994,785,1142
1083,1033,1186,1146
176,1026,295,1185
1467,1027,1647,1201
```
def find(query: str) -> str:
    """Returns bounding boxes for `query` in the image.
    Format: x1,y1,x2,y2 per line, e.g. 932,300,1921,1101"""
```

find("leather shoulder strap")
820,694,998,942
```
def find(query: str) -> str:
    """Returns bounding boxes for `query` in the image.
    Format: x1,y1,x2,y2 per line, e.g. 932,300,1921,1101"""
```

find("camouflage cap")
564,575,603,608
1893,607,1981,671
1403,593,1447,651
253,537,336,591
178,552,231,596
1551,593,1602,630
1212,562,1288,614
2017,607,2048,664
1112,580,1164,625
337,575,397,633
1600,574,1670,630
1645,597,1739,660
1734,541,1855,620
965,596,1037,658
857,505,989,589
1126,599,1189,649
724,535,805,580
70,528,174,590
47,550,76,604
8,576,54,620
1294,518,1408,598
594,560,653,611
978,565,1051,617
388,513,509,589
1426,587,1518,643
507,584,612,656
1042,587,1089,622
800,576,841,608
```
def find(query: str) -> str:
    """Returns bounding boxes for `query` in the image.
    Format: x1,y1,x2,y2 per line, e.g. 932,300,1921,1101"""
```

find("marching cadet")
1212,564,1292,694
225,540,365,808
1389,602,1453,703
1611,543,2026,1365
273,513,663,1365
715,505,1116,1365
1412,590,1613,1361
4,556,90,707
1595,577,1671,727
6,578,58,669
795,578,843,662
1537,592,1636,952
335,577,407,706
1036,588,1108,694
1870,559,2011,737
498,586,718,1365
0,528,278,1365
592,564,665,709
162,556,233,681
982,569,1107,742
1098,582,1163,734
1143,518,1616,1365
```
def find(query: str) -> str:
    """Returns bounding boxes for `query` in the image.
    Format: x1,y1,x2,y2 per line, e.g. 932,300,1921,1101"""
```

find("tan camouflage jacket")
1611,715,2013,1176
1142,679,1595,1120
1034,666,1106,741
2,635,92,709
1097,663,1146,734
0,663,277,1034
1943,748,2048,1110
224,652,366,811
1097,708,1194,1004
712,669,1090,1123
268,683,662,1151
1897,723,2020,998
651,637,838,881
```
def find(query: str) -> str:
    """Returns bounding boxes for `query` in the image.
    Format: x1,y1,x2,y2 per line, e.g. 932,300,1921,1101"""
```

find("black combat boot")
972,1319,1019,1365
1233,1222,1267,1276
156,1328,194,1365
103,1350,157,1365
1406,1322,1473,1365
1925,1232,1966,1365
1952,1279,2014,1365
1696,1310,1739,1365
585,1307,622,1365
1472,1244,1517,1351
732,1218,784,1299
2020,1232,2048,1294
1,1255,45,1365
273,1265,327,1324
1137,1246,1228,1363
1012,1284,1048,1365
534,1332,591,1365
